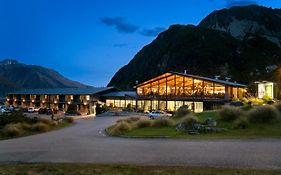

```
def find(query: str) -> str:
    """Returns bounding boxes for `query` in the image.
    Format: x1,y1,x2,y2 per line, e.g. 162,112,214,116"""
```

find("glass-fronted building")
135,72,247,112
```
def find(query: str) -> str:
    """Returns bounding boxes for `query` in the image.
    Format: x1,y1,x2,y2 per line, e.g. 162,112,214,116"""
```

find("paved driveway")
0,116,280,169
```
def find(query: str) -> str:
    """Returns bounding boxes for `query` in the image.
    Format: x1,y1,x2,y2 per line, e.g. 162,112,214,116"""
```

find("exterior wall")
6,94,96,115
106,99,136,109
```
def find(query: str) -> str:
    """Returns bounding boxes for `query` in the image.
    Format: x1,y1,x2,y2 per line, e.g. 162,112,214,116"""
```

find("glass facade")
136,73,242,100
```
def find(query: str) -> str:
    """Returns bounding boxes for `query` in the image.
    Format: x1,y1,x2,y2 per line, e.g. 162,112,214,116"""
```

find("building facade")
134,72,247,112
6,87,117,115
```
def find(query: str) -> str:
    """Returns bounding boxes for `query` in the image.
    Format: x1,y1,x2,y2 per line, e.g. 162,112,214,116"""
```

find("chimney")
214,75,220,80
135,80,138,84
184,70,187,74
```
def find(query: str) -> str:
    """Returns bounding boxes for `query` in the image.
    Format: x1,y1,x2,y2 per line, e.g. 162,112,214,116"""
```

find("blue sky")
0,0,280,86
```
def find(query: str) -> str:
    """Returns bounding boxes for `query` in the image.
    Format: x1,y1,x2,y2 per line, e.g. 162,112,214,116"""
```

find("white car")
28,107,35,113
148,111,172,119
34,108,40,112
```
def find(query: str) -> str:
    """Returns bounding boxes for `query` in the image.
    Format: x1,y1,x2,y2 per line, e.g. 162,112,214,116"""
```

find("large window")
158,78,166,95
175,75,184,95
214,83,225,98
194,79,203,96
204,81,214,96
184,77,193,95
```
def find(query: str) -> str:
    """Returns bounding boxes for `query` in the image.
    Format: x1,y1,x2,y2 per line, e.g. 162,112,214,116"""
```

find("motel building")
105,71,247,113
6,87,117,115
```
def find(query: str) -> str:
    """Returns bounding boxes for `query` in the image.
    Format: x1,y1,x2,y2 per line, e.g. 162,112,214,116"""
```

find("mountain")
0,59,89,97
108,5,281,92
199,5,281,47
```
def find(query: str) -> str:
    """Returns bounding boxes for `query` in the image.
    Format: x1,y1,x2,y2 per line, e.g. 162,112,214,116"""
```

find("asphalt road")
0,116,280,169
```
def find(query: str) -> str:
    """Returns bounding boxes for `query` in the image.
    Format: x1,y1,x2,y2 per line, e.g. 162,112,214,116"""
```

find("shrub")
218,105,244,121
21,122,32,130
247,105,281,123
31,122,49,132
0,111,32,126
152,118,174,127
3,123,24,137
240,105,252,111
274,103,281,113
109,121,132,135
173,105,191,118
38,118,53,125
64,117,74,123
135,120,152,128
96,103,109,115
179,114,198,130
234,116,249,129
117,117,140,124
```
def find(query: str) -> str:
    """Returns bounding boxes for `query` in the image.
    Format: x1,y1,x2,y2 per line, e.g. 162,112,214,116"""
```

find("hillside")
108,5,281,90
0,59,89,97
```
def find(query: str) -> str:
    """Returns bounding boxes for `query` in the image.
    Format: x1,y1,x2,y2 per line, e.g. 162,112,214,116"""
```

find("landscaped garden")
0,111,74,140
107,101,281,139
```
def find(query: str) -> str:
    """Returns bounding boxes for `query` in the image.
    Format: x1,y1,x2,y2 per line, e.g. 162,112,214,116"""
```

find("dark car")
38,108,47,114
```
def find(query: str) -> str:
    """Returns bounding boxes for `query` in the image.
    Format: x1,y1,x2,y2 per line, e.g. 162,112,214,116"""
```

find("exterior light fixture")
67,101,71,104
31,99,35,102
54,100,57,104
7,98,9,101
22,99,25,102
84,102,87,105
42,100,45,103
14,99,17,101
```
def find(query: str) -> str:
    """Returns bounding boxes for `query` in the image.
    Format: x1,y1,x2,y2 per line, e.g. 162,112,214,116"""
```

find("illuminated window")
214,83,225,98
194,79,203,96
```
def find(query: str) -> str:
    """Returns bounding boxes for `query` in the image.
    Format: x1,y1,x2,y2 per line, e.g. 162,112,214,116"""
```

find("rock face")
199,5,281,47
0,59,89,97
108,5,281,91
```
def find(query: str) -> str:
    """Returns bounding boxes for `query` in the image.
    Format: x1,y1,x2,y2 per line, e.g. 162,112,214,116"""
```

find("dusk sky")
0,0,281,87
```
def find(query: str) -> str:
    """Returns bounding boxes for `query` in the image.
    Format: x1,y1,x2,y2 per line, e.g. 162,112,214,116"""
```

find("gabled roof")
136,71,247,88
8,87,116,95
102,91,137,98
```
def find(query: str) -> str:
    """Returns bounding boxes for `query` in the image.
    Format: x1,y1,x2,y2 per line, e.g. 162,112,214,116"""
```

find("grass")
0,119,71,140
0,163,279,175
111,110,281,139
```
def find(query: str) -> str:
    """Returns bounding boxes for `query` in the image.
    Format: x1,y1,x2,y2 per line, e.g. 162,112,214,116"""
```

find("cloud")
139,27,166,37
225,0,258,8
100,17,139,33
113,43,128,47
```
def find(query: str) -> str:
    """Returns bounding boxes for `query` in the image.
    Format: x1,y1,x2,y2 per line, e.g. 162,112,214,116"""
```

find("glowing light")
83,102,87,105
54,100,57,104
22,99,25,102
32,100,35,102
67,101,71,104
42,100,45,103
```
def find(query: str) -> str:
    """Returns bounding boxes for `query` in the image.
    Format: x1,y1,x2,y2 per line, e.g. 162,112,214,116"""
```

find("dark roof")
102,91,137,98
136,71,247,88
8,87,116,95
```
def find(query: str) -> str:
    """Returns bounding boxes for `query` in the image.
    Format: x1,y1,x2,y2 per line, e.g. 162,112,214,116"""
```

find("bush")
173,105,191,118
31,122,49,132
38,118,53,125
234,116,249,129
66,104,77,114
152,118,174,127
274,103,281,113
135,120,152,128
0,111,32,126
117,117,140,124
96,103,109,115
218,105,244,121
247,105,281,123
109,121,132,135
179,115,198,130
3,123,24,137
240,105,252,111
64,117,74,123
21,122,32,130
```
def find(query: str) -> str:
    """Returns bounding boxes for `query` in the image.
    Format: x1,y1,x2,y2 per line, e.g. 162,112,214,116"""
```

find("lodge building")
6,72,247,114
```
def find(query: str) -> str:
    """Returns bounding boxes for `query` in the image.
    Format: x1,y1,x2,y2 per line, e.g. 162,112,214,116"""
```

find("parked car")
38,108,47,114
34,107,40,112
28,107,35,113
148,111,172,119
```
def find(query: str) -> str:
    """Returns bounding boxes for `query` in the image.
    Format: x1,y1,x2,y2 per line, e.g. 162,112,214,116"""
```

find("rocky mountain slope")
108,5,281,91
0,59,89,97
